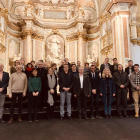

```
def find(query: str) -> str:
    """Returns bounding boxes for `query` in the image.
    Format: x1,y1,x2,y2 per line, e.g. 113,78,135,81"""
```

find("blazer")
125,66,134,75
111,64,118,74
37,68,47,88
95,67,100,75
0,72,9,94
113,71,129,93
100,63,112,74
73,74,91,97
58,71,73,92
88,73,100,92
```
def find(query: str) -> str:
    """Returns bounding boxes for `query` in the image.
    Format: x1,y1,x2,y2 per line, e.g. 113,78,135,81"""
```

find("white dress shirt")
79,75,83,88
91,72,95,78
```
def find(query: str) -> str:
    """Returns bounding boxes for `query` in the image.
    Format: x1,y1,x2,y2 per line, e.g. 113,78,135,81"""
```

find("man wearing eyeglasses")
88,65,102,119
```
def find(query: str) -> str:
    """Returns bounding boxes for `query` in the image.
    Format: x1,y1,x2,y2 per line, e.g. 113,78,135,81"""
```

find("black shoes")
28,119,32,123
84,116,88,119
60,116,72,121
60,116,64,121
104,114,112,118
123,114,128,118
0,119,5,123
68,116,72,120
34,117,38,122
78,116,82,120
91,116,95,119
108,114,112,119
118,114,123,118
104,115,108,118
96,115,103,119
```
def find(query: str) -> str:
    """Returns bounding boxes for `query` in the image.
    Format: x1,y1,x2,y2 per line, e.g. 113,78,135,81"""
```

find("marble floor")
0,116,140,140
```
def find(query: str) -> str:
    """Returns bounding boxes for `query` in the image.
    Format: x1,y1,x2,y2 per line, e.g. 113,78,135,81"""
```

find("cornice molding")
131,39,140,46
106,0,137,12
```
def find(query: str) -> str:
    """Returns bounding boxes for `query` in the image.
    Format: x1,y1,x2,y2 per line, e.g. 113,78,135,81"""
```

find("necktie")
92,73,95,78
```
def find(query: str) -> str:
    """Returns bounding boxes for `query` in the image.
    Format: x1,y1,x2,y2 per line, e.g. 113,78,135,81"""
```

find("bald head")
0,63,4,72
16,65,22,73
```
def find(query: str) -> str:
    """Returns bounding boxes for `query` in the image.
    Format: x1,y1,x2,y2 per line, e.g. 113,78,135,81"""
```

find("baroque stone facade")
0,0,139,72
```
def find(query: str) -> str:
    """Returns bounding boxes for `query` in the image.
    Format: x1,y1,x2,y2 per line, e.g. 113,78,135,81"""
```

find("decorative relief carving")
66,35,79,42
21,30,44,40
66,8,75,20
35,6,44,18
137,26,140,38
131,39,140,46
101,44,113,57
39,0,74,5
130,25,140,46
0,43,6,53
99,13,111,26
0,30,5,44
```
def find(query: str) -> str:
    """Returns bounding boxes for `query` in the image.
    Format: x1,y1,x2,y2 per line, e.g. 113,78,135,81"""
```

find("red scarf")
26,67,33,72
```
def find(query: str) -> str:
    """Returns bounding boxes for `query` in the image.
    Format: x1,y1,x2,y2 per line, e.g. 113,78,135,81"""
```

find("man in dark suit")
91,61,100,74
59,64,73,120
88,65,101,119
113,64,129,117
111,58,118,74
125,60,134,105
0,63,9,123
100,58,112,74
37,60,47,111
73,66,91,119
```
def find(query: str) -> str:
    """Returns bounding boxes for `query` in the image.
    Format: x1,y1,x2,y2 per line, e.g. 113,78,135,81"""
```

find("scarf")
26,67,33,72
47,74,56,106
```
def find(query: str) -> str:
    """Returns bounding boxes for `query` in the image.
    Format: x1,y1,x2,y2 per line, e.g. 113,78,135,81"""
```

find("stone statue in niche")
13,54,22,62
46,54,63,66
87,55,92,64
46,35,64,66
48,35,60,58
91,53,97,62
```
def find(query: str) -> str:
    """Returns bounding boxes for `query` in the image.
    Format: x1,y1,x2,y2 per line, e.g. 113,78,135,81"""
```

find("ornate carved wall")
0,0,138,72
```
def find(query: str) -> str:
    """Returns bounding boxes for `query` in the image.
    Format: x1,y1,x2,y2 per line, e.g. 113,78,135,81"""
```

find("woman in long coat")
100,68,116,118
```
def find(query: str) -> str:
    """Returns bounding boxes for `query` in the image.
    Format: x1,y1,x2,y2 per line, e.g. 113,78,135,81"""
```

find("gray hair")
78,66,84,70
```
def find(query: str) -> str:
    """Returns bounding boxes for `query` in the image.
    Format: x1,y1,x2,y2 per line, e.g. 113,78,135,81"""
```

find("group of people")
0,57,140,124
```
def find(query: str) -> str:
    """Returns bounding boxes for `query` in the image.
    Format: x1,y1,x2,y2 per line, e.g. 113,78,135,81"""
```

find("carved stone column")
26,30,32,63
77,32,84,66
107,0,135,67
